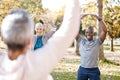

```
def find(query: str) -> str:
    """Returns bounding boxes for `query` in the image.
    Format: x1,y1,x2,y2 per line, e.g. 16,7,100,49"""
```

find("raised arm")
90,14,107,42
75,14,88,40
27,0,81,79
42,21,56,44
43,0,81,62
45,0,81,53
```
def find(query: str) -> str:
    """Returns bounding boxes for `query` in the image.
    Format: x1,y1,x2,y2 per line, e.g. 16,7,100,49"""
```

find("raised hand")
80,14,89,19
89,14,101,19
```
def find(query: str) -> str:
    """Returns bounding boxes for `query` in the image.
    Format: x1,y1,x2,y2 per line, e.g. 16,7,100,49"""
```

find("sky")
42,0,65,11
42,0,96,11
42,0,118,11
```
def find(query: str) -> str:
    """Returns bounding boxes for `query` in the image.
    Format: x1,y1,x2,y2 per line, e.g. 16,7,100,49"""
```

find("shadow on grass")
51,71,120,80
102,59,120,66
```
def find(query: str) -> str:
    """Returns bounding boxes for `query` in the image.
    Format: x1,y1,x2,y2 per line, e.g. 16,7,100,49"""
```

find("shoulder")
78,36,85,43
94,37,102,45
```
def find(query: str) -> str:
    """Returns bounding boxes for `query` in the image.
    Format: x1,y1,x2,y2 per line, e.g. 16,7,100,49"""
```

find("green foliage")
103,1,120,38
21,0,46,23
0,0,51,36
81,2,97,14
81,0,120,39
53,7,65,29
81,2,98,33
0,0,21,24
82,16,97,28
0,0,49,36
0,0,46,24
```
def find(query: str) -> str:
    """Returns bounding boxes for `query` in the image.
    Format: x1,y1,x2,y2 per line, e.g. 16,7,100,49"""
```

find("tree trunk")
97,0,105,60
110,38,114,51
74,39,80,55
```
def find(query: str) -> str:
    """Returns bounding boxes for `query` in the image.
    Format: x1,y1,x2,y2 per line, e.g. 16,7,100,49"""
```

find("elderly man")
0,0,81,80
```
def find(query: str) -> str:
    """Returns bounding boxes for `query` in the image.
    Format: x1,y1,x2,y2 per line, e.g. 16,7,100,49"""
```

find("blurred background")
0,0,120,80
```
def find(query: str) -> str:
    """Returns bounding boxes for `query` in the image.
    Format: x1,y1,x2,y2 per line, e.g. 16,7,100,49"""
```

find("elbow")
104,30,107,34
104,31,107,35
103,28,107,34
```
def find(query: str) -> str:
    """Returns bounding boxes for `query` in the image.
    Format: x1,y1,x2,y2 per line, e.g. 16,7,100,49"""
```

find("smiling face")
35,23,44,36
85,26,94,41
35,26,44,36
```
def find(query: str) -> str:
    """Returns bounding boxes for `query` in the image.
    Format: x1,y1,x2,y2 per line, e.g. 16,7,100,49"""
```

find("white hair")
1,9,34,47
35,23,43,31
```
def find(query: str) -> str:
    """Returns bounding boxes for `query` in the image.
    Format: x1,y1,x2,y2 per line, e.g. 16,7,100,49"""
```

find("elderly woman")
0,0,80,80
31,21,56,50
31,22,56,80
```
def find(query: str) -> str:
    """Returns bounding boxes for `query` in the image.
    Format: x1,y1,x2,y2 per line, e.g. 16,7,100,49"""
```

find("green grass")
51,58,79,80
51,54,120,80
0,40,120,80
104,45,120,51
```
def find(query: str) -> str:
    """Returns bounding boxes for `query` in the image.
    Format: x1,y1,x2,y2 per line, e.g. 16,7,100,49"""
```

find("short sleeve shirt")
78,37,102,68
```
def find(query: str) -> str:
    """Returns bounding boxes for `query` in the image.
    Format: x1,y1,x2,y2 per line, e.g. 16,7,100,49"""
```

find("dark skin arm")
77,14,107,42
75,14,88,40
75,34,80,40
90,14,107,42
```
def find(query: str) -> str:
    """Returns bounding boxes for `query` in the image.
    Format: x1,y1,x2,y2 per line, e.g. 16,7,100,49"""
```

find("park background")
0,0,120,80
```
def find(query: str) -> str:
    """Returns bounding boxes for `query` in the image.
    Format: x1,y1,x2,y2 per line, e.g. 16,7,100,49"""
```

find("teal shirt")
34,36,43,50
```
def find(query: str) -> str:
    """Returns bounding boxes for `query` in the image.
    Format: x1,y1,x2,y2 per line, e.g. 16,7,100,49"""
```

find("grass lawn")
104,45,120,51
0,38,120,80
51,49,120,80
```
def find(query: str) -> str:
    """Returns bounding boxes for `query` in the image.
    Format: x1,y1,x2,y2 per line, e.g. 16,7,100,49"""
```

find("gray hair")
35,22,43,30
1,9,34,50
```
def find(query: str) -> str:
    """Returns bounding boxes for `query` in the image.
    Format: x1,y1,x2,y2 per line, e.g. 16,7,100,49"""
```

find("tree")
0,0,48,36
81,1,97,14
0,0,22,36
0,0,21,24
103,0,120,51
21,0,46,23
53,6,65,29
0,0,46,24
81,1,98,33
97,0,105,60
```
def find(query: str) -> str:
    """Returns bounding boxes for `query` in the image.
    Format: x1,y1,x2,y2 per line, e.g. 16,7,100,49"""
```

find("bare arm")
90,14,107,42
42,21,56,44
80,14,88,19
28,0,81,79
99,18,107,42
75,33,80,40
76,14,88,40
